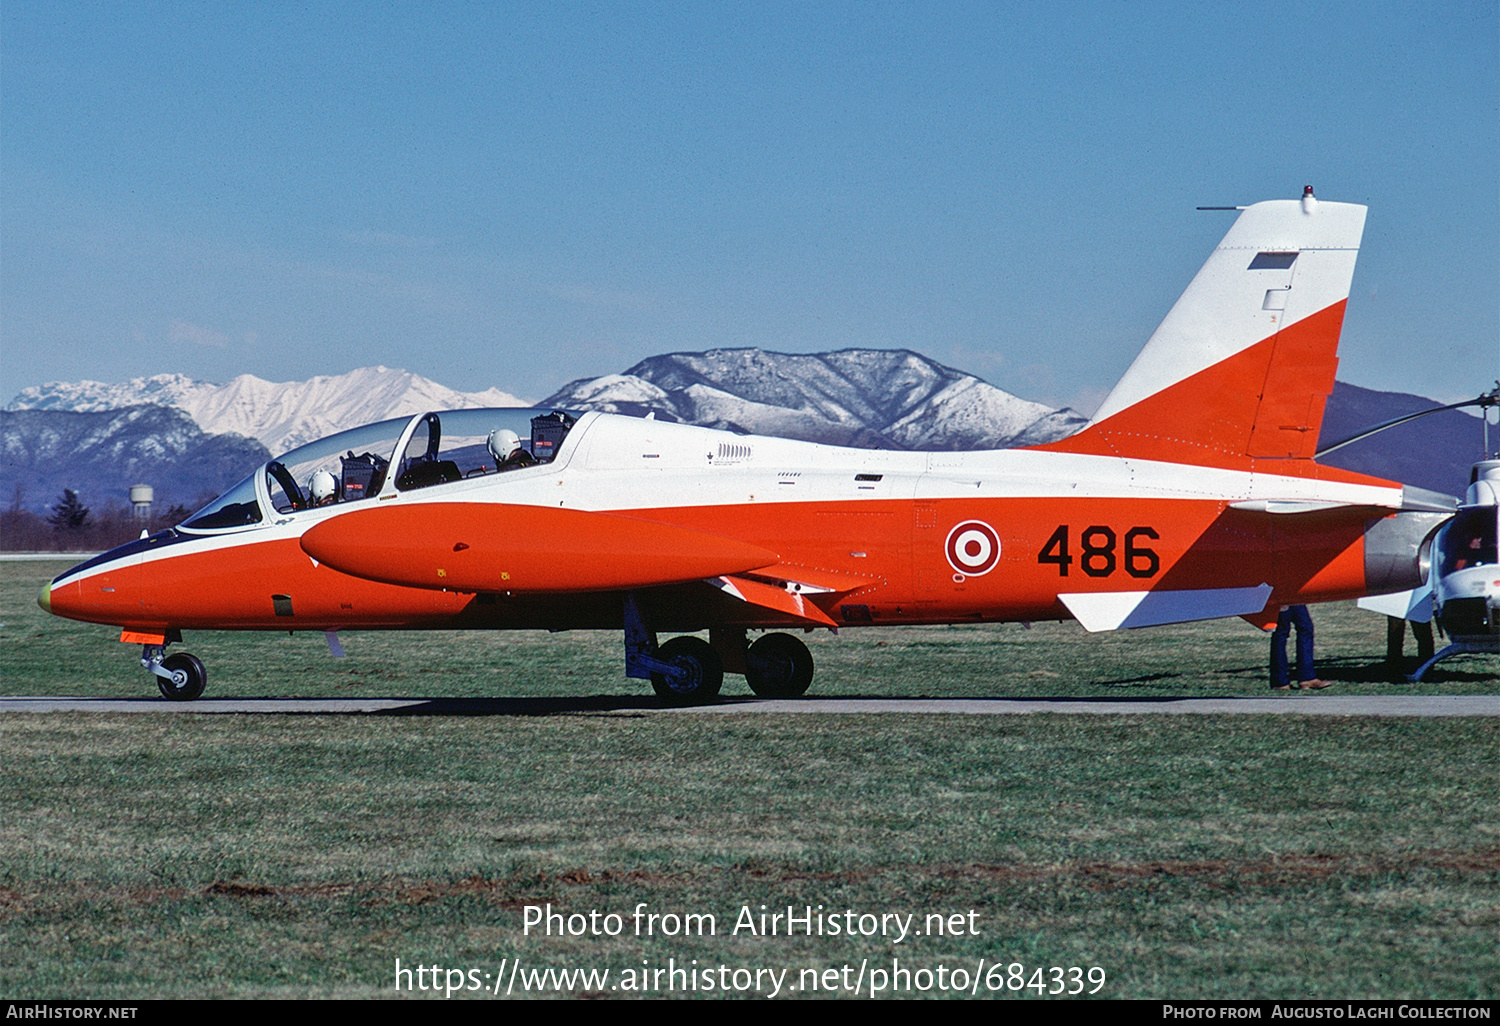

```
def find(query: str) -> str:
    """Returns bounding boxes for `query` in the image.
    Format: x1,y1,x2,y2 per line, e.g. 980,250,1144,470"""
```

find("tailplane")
1035,191,1367,469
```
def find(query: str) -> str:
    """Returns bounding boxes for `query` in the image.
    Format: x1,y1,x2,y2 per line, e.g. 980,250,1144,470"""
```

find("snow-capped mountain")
542,349,1089,450
1,406,271,514
9,352,1088,455
10,367,529,454
2,352,1089,520
7,354,1482,524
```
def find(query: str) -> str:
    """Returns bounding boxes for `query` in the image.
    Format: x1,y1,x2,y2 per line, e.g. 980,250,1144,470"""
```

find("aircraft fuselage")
45,411,1410,636
38,195,1457,702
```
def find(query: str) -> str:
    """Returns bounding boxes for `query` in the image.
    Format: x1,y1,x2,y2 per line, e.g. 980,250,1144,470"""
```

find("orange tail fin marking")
1034,299,1346,469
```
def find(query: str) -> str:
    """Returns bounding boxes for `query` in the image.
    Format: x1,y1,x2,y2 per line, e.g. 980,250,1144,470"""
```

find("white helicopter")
1339,386,1499,681
1408,457,1499,680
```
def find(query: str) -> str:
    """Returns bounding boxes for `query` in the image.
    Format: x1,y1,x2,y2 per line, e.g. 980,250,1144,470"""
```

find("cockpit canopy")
180,409,576,533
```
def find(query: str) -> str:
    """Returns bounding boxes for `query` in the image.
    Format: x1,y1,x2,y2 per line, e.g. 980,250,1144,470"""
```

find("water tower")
129,484,153,521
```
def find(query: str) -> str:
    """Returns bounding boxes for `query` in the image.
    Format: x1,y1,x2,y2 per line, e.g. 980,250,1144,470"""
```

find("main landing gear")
649,635,724,703
142,644,207,701
623,594,816,704
744,632,815,698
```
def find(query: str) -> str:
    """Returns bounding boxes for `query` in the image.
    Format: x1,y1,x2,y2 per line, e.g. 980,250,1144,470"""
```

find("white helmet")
488,428,521,463
308,469,338,504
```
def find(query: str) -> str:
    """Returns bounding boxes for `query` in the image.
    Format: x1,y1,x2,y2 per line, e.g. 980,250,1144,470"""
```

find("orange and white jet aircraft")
41,190,1454,701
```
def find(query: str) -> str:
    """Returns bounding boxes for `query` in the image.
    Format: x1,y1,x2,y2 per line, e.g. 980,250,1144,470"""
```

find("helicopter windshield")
1437,507,1498,576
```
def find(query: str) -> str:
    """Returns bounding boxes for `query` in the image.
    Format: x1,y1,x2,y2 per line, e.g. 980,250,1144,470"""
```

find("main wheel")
650,636,723,704
157,652,207,701
744,632,814,698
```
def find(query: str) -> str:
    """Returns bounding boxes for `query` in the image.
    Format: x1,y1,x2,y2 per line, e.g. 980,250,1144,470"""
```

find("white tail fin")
1036,195,1367,469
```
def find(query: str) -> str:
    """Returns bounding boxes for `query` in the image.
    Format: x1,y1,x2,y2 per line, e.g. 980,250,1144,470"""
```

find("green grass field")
2,558,1496,999
8,558,1498,701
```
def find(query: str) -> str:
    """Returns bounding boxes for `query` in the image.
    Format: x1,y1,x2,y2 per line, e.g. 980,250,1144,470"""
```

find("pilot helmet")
488,428,522,462
308,469,338,504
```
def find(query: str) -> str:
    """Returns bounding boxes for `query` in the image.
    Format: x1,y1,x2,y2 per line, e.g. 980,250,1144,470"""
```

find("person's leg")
1292,606,1332,688
1293,606,1316,683
1270,610,1293,689
1386,616,1405,664
1414,620,1435,662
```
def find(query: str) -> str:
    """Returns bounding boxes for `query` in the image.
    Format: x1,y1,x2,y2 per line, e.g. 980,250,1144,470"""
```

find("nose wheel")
142,645,207,701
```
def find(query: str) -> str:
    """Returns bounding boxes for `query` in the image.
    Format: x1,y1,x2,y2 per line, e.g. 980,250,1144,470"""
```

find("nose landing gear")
142,645,207,701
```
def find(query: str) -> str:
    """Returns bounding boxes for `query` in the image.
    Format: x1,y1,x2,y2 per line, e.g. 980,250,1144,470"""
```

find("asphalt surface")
2,695,1496,716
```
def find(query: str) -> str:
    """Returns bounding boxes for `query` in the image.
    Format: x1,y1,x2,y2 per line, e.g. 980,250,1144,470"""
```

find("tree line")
2,488,195,552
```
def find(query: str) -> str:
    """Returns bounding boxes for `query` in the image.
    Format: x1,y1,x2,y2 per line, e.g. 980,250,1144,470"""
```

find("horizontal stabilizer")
1061,584,1274,632
1357,586,1434,623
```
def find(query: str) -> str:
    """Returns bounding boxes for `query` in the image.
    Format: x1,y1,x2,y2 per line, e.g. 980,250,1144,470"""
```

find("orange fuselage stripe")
47,494,1377,633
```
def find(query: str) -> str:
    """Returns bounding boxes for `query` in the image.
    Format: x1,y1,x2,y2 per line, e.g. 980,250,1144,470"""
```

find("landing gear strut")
1409,641,1496,682
649,635,724,703
142,645,207,701
623,593,724,704
621,595,822,703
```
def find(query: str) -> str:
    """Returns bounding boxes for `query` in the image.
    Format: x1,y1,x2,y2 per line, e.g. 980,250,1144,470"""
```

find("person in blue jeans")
1270,605,1331,690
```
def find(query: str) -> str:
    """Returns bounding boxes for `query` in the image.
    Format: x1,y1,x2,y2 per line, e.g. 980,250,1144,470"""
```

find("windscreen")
179,416,410,528
1438,507,1498,576
180,472,263,531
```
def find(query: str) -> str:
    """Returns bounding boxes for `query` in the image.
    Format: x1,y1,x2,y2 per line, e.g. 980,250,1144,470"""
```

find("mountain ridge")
3,354,1486,519
1,406,271,516
10,366,528,454
541,348,1089,450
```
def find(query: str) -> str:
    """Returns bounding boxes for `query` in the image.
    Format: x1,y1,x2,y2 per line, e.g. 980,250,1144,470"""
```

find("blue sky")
3,1,1495,414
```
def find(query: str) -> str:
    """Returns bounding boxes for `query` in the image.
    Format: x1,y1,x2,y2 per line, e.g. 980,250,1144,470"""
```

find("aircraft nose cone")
37,580,51,613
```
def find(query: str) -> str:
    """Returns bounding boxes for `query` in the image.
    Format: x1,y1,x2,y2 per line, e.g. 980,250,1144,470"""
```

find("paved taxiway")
2,695,1495,716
